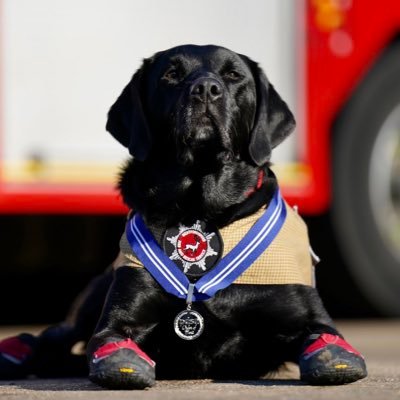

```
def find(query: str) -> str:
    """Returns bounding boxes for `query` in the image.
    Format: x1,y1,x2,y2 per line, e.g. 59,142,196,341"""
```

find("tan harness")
115,203,317,287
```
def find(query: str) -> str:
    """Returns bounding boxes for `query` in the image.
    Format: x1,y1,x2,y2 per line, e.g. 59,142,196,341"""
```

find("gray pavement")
0,321,399,399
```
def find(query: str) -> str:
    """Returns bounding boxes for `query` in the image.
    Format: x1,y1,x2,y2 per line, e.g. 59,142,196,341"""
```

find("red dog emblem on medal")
177,229,208,262
163,221,222,277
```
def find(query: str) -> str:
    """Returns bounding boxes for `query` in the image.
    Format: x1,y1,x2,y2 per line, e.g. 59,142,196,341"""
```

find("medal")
125,189,287,341
174,308,204,340
163,220,222,278
174,284,204,340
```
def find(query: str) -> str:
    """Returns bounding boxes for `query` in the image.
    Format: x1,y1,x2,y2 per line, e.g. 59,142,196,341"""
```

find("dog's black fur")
12,45,342,382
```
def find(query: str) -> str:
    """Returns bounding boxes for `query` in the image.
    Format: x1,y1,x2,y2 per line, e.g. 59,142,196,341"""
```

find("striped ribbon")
126,189,287,302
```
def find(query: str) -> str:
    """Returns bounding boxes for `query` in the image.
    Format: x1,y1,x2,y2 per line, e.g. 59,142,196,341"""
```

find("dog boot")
299,333,367,385
89,338,156,389
0,333,37,379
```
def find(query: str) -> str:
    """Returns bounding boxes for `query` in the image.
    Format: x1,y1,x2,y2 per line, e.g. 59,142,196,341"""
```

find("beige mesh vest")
116,203,316,287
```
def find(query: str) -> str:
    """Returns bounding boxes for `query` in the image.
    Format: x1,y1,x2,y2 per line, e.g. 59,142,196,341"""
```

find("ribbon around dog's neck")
125,188,287,302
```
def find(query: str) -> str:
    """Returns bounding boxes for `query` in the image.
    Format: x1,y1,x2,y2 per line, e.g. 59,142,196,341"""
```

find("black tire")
333,42,400,316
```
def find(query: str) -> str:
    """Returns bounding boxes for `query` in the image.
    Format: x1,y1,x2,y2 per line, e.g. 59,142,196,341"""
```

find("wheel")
333,42,400,316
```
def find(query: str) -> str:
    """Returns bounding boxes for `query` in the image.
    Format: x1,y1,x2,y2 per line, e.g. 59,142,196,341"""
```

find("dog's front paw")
89,339,155,390
299,333,367,385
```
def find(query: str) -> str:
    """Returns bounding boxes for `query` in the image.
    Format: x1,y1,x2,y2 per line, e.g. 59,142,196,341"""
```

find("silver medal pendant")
174,283,204,340
174,308,204,340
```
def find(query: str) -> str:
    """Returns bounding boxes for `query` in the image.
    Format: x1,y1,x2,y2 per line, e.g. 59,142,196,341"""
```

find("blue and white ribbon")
126,189,287,302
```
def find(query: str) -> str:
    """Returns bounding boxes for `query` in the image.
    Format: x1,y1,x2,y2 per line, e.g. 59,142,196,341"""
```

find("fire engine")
0,0,399,316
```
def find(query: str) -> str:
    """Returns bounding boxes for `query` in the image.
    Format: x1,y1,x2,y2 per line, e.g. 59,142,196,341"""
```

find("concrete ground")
0,320,399,400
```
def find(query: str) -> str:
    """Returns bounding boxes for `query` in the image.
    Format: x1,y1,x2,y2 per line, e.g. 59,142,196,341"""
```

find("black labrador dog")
0,45,367,389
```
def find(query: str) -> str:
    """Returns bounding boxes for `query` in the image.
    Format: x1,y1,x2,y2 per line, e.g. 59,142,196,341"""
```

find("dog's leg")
87,266,162,390
34,268,114,377
298,287,367,385
0,269,113,379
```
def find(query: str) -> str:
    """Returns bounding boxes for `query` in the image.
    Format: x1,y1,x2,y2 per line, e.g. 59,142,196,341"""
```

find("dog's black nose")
190,78,223,103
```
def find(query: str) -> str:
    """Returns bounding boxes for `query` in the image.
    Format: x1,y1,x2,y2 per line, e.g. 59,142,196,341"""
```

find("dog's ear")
243,57,296,166
106,61,152,161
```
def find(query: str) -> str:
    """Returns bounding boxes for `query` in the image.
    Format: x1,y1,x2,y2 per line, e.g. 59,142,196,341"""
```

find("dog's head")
106,44,295,167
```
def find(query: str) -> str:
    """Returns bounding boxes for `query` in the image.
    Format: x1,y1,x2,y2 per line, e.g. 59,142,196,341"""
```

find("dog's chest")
118,203,315,286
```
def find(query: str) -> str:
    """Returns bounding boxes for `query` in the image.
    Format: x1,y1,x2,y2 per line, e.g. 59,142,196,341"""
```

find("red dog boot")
0,333,37,379
299,333,367,385
89,338,156,389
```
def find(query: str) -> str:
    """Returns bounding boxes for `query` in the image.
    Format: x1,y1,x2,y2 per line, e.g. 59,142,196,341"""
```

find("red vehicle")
303,0,400,316
0,0,399,315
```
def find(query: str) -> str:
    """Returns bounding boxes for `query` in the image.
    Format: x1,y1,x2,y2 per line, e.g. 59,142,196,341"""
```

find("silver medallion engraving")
174,309,204,340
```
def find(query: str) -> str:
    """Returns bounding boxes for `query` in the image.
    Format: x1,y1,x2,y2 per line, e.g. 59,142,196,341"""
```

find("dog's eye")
162,68,179,81
224,70,241,81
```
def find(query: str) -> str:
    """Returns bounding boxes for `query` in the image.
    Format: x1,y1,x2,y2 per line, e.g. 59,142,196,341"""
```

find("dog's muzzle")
174,76,232,164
